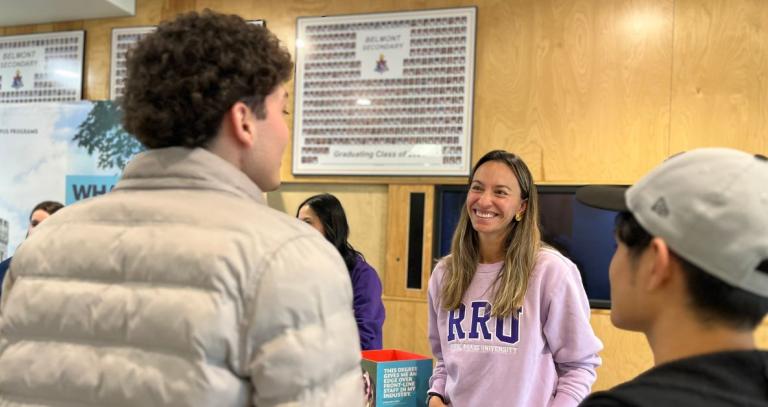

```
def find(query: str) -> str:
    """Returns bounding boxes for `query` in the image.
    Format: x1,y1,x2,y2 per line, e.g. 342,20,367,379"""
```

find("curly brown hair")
122,10,293,149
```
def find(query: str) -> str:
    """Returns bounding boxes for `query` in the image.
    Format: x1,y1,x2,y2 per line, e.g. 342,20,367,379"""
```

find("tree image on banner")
72,101,143,170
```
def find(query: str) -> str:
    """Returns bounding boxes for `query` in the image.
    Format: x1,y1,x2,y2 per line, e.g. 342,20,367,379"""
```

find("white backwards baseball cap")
576,147,768,298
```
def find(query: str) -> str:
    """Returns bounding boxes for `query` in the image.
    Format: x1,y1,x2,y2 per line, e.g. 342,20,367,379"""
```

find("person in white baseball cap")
576,147,768,407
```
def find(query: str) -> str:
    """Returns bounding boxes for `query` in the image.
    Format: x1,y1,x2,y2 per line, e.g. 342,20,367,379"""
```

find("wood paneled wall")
266,184,388,274
670,0,768,154
4,0,767,393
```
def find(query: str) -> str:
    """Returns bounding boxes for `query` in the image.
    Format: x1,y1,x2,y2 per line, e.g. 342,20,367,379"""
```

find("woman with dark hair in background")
297,193,385,350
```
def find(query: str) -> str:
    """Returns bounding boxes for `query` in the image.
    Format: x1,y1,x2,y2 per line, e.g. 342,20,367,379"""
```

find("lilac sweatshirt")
350,256,386,350
428,248,602,407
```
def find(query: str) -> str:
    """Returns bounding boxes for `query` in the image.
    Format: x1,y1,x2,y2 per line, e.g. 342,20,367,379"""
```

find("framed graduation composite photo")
109,26,155,100
293,7,477,176
0,30,85,104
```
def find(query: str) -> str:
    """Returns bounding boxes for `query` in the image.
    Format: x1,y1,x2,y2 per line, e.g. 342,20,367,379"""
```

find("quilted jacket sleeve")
241,234,364,407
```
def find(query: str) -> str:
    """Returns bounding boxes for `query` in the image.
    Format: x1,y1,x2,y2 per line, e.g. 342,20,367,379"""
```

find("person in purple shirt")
427,150,602,407
297,193,385,350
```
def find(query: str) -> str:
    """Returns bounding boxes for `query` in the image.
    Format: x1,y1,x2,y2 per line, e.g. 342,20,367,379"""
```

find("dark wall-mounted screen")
433,185,620,309
433,185,468,261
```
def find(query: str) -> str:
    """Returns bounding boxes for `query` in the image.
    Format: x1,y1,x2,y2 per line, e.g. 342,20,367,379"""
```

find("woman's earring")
515,213,522,221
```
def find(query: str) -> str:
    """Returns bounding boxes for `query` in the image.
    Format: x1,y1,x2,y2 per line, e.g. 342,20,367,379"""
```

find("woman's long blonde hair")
440,150,541,317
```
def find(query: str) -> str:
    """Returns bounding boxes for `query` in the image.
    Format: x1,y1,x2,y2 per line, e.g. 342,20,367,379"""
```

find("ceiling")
0,0,135,27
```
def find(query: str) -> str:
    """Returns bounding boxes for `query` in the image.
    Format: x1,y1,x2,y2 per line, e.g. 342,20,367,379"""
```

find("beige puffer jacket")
0,147,364,407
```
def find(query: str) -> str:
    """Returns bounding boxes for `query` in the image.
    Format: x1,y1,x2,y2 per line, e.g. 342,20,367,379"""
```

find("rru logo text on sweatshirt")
447,301,522,345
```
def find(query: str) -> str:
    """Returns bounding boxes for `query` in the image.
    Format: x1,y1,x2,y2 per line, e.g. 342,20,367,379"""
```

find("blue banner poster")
0,101,142,259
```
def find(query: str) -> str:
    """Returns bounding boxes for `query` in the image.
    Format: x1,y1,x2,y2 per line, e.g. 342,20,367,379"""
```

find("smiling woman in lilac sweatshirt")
298,193,385,350
427,150,603,407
